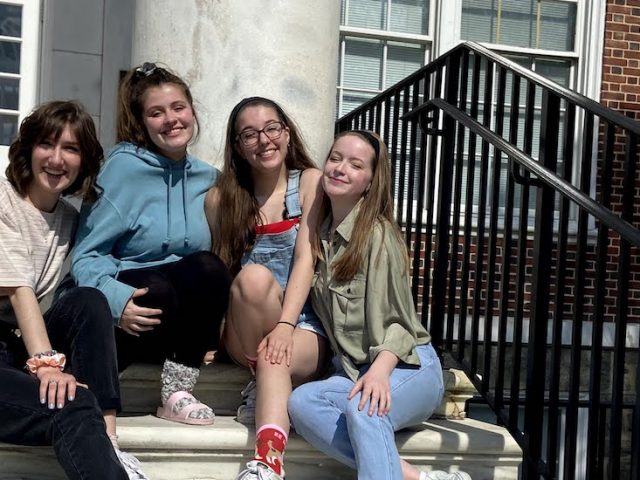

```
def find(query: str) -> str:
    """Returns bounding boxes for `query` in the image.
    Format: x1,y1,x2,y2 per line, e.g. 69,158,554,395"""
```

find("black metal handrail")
407,98,640,247
336,41,640,480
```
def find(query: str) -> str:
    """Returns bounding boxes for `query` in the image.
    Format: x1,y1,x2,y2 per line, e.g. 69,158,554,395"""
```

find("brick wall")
602,0,640,122
600,0,640,321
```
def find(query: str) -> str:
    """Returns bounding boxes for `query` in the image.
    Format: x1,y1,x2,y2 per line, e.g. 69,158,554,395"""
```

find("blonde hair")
325,131,408,281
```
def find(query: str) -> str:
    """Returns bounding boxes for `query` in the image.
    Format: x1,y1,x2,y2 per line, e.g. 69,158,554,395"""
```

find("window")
338,0,604,224
458,0,581,217
337,0,433,117
0,0,40,174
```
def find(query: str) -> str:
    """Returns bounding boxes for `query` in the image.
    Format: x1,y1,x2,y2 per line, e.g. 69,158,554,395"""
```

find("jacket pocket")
328,276,366,333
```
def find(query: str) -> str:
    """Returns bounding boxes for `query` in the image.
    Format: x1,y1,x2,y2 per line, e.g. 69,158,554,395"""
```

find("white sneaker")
422,471,472,480
236,379,257,424
115,448,149,480
236,460,284,480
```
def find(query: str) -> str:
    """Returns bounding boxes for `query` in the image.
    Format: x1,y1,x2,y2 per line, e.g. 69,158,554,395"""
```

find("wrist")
276,321,296,329
25,350,66,376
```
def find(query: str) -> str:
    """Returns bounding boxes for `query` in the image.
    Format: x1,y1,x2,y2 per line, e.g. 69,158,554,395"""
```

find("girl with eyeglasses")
287,131,471,480
71,63,231,431
206,97,329,480
0,101,131,479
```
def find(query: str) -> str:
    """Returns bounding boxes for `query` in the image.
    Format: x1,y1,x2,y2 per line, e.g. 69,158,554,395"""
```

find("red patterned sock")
254,424,288,475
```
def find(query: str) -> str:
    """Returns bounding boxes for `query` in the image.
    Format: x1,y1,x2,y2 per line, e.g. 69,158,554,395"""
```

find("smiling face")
323,133,375,206
141,83,195,160
234,105,290,175
27,124,82,211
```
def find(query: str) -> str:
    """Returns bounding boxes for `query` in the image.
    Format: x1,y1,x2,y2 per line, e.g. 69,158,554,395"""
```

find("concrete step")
118,362,476,420
0,415,521,480
0,364,522,479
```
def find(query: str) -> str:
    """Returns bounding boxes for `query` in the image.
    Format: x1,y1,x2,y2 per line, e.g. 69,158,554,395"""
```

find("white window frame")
0,0,40,175
337,0,437,117
433,0,604,233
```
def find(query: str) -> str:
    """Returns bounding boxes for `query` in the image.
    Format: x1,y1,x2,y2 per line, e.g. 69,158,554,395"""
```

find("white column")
132,0,340,166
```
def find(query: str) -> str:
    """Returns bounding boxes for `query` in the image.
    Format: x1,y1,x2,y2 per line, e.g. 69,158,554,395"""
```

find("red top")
255,217,300,235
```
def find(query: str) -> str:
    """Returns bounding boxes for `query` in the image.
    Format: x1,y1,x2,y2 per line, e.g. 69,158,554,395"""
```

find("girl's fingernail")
57,403,63,409
68,396,75,401
48,403,55,409
40,398,45,404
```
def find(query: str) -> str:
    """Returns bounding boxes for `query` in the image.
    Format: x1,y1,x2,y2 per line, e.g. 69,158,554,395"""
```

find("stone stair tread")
0,415,521,480
1,365,521,479
112,415,520,455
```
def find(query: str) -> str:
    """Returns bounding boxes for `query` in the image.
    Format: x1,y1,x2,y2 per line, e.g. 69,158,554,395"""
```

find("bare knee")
230,264,280,306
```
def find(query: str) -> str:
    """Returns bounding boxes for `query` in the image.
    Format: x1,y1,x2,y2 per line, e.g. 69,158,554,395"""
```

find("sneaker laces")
115,448,149,480
236,460,284,480
421,470,472,480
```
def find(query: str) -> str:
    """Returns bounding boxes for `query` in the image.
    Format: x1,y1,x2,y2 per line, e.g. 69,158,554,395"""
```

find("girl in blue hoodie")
72,63,231,427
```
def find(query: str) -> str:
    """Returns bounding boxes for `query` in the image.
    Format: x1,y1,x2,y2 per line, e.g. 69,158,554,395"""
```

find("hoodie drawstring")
162,162,190,248
182,163,190,246
162,167,173,248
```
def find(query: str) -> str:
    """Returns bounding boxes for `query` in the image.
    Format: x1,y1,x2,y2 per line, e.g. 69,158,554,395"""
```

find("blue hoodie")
71,142,219,323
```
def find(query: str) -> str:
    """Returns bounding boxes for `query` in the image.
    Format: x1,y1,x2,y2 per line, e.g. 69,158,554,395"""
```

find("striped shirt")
0,178,77,325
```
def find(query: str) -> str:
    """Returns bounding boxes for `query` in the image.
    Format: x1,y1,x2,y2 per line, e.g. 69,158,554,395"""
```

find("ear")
283,126,291,146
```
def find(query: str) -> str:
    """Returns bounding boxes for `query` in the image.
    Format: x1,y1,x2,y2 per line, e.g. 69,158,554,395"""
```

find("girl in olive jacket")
288,131,471,480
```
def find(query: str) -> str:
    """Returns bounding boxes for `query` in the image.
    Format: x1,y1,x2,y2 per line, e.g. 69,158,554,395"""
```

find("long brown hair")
214,97,315,272
116,62,198,152
6,100,103,202
326,131,407,281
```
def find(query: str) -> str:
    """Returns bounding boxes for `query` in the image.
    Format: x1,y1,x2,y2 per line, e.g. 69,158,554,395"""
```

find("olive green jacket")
311,206,431,381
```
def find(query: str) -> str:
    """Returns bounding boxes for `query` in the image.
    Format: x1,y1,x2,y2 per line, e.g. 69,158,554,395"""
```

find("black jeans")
0,288,126,479
116,251,231,370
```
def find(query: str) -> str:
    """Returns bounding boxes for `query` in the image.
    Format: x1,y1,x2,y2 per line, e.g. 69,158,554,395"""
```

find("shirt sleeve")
0,199,34,289
71,196,136,323
365,227,421,365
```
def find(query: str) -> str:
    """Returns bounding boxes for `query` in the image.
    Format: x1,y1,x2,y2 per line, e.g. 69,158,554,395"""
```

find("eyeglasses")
236,122,285,146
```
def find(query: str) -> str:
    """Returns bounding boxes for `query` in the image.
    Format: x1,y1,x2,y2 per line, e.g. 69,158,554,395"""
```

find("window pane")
344,0,387,30
390,0,429,35
539,1,576,51
0,113,17,146
386,42,424,87
0,77,19,110
498,2,536,49
0,40,20,74
461,0,576,52
340,90,376,117
0,4,22,38
461,0,499,44
536,59,571,88
343,38,382,89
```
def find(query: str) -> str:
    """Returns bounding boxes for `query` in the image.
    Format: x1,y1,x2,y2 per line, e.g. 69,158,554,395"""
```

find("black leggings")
115,251,231,370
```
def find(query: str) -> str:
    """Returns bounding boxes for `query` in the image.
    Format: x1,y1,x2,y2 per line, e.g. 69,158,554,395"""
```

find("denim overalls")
241,170,321,330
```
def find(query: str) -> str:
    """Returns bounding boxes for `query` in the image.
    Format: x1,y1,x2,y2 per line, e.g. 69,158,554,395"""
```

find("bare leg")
223,263,328,433
255,328,328,432
103,409,117,438
224,265,283,367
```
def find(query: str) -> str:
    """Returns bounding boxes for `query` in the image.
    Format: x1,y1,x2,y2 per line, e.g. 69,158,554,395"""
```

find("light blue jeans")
288,343,444,480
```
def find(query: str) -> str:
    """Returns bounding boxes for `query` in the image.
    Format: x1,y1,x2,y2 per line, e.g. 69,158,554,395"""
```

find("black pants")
115,251,231,370
0,288,126,479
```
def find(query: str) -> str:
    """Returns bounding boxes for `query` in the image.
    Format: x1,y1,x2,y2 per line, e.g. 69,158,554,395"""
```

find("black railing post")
429,53,461,349
523,90,560,480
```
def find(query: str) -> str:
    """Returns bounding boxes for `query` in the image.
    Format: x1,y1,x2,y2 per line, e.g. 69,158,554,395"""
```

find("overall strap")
284,169,302,219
